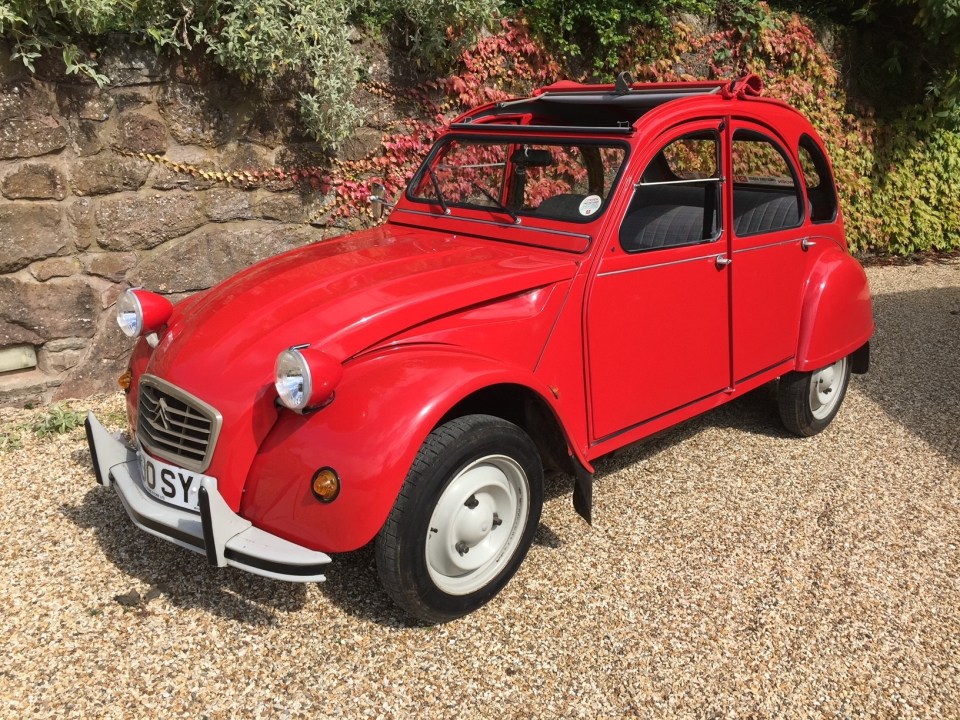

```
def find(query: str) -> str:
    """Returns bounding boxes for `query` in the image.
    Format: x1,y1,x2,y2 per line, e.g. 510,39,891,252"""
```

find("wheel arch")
240,346,579,554
439,383,577,477
796,245,874,373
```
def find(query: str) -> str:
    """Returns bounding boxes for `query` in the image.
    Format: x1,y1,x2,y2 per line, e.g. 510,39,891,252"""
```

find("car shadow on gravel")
589,383,789,481
63,487,311,625
859,288,960,463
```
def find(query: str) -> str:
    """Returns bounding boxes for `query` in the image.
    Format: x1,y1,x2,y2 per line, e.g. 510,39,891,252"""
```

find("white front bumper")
85,412,330,583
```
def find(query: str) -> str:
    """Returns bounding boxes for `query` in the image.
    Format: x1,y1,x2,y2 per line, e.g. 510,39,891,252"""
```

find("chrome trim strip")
392,208,592,241
732,237,799,254
138,375,222,473
598,251,721,277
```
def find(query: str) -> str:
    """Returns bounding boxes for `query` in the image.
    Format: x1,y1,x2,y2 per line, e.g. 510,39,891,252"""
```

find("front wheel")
375,415,543,623
778,356,851,437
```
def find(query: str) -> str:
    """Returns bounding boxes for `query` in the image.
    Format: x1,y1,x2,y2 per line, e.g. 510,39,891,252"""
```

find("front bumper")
85,412,330,582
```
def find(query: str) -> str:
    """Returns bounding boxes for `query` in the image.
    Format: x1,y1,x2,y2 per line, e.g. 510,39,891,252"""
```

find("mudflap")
572,461,593,526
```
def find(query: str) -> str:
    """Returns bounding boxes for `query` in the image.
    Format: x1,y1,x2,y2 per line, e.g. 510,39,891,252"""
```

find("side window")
731,130,803,236
798,134,838,223
619,131,722,252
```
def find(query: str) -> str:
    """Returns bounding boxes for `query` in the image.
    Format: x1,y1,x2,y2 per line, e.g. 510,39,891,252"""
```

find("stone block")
256,192,305,223
0,204,69,273
56,85,114,121
82,251,138,281
112,114,167,154
0,344,37,373
97,42,167,87
0,117,69,159
99,282,124,310
0,369,61,407
1,163,67,200
67,198,97,250
53,310,133,400
240,103,299,146
338,127,383,162
70,120,104,157
44,338,88,352
71,153,152,196
221,142,274,174
112,91,152,112
37,345,84,375
0,82,55,121
30,256,81,282
0,276,99,341
205,189,254,222
159,83,229,147
151,164,218,191
95,193,205,250
149,147,218,190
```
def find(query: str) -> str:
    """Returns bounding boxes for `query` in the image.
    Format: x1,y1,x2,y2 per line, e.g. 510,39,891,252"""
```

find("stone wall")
0,42,379,407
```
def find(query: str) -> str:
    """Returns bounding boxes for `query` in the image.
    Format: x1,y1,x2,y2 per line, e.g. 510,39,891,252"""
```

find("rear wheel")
375,415,543,623
778,356,851,437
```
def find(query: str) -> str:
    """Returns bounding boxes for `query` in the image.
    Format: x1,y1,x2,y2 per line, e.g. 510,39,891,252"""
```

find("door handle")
715,255,732,269
801,238,817,251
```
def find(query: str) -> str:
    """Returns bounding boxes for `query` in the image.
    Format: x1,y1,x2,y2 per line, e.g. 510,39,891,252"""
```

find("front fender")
796,246,874,372
239,346,557,553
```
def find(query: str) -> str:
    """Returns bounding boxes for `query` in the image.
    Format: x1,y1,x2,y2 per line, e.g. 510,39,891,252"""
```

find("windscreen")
409,137,628,223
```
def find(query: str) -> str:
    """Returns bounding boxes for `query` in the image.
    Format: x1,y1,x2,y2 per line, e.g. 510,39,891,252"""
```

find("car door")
728,122,808,382
586,121,731,442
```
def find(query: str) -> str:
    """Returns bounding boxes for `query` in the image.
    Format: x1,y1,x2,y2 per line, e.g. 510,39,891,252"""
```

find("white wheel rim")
425,454,529,596
809,357,847,420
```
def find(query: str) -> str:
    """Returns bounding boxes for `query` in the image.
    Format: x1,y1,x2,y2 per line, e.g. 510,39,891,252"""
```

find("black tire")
375,414,544,623
778,355,851,437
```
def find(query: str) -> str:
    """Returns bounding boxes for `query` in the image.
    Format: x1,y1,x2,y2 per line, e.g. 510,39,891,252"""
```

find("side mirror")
369,182,395,220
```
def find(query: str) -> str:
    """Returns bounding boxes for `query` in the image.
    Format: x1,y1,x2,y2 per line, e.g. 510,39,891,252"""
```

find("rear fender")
796,246,874,372
240,346,562,553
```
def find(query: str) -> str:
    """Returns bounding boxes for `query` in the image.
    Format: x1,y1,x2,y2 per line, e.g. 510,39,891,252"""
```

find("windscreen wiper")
470,182,520,224
427,167,450,215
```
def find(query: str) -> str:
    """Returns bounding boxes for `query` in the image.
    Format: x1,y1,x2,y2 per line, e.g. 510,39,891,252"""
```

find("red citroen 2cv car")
85,74,873,622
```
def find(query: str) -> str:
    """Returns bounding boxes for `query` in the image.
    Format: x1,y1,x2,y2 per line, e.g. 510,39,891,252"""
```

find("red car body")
86,74,873,621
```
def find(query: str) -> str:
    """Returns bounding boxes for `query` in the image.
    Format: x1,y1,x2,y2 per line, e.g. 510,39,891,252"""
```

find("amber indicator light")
118,369,132,392
311,467,340,503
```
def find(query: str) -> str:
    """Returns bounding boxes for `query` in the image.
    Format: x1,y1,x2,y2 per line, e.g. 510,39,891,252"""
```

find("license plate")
137,444,214,512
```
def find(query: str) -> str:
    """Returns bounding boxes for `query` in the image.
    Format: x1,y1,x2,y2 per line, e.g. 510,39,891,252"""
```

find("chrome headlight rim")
116,288,145,338
275,348,314,412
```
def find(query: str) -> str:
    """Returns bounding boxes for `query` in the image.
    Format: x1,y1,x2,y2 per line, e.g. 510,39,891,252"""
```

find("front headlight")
116,289,173,338
275,348,313,412
274,347,343,413
116,289,144,337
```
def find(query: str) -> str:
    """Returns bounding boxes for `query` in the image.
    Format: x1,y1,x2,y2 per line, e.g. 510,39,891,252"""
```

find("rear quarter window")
731,129,804,236
798,134,839,223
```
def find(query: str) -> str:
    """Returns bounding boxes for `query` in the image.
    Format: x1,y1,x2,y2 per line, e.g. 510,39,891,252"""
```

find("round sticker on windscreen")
579,194,602,216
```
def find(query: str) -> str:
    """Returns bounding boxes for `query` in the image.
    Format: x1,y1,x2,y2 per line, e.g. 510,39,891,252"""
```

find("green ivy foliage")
628,0,959,255
514,0,712,75
770,0,960,120
355,0,504,69
870,123,960,254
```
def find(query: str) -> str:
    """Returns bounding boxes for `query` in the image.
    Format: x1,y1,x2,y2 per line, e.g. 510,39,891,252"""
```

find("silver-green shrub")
0,0,498,145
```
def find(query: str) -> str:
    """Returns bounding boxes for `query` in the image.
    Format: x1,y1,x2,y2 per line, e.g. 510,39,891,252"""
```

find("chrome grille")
137,376,222,472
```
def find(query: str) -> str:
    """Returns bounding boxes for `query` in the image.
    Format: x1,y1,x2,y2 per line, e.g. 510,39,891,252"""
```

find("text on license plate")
138,445,214,511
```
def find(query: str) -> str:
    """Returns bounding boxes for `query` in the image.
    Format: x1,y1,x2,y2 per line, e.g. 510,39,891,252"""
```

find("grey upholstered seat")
619,204,705,251
534,193,588,218
732,190,800,235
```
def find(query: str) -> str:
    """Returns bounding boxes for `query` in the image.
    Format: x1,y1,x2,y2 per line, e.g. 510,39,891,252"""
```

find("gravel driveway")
1,260,958,719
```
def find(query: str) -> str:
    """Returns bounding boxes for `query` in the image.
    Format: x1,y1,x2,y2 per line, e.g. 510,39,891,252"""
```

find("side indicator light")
118,369,132,392
311,467,340,503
